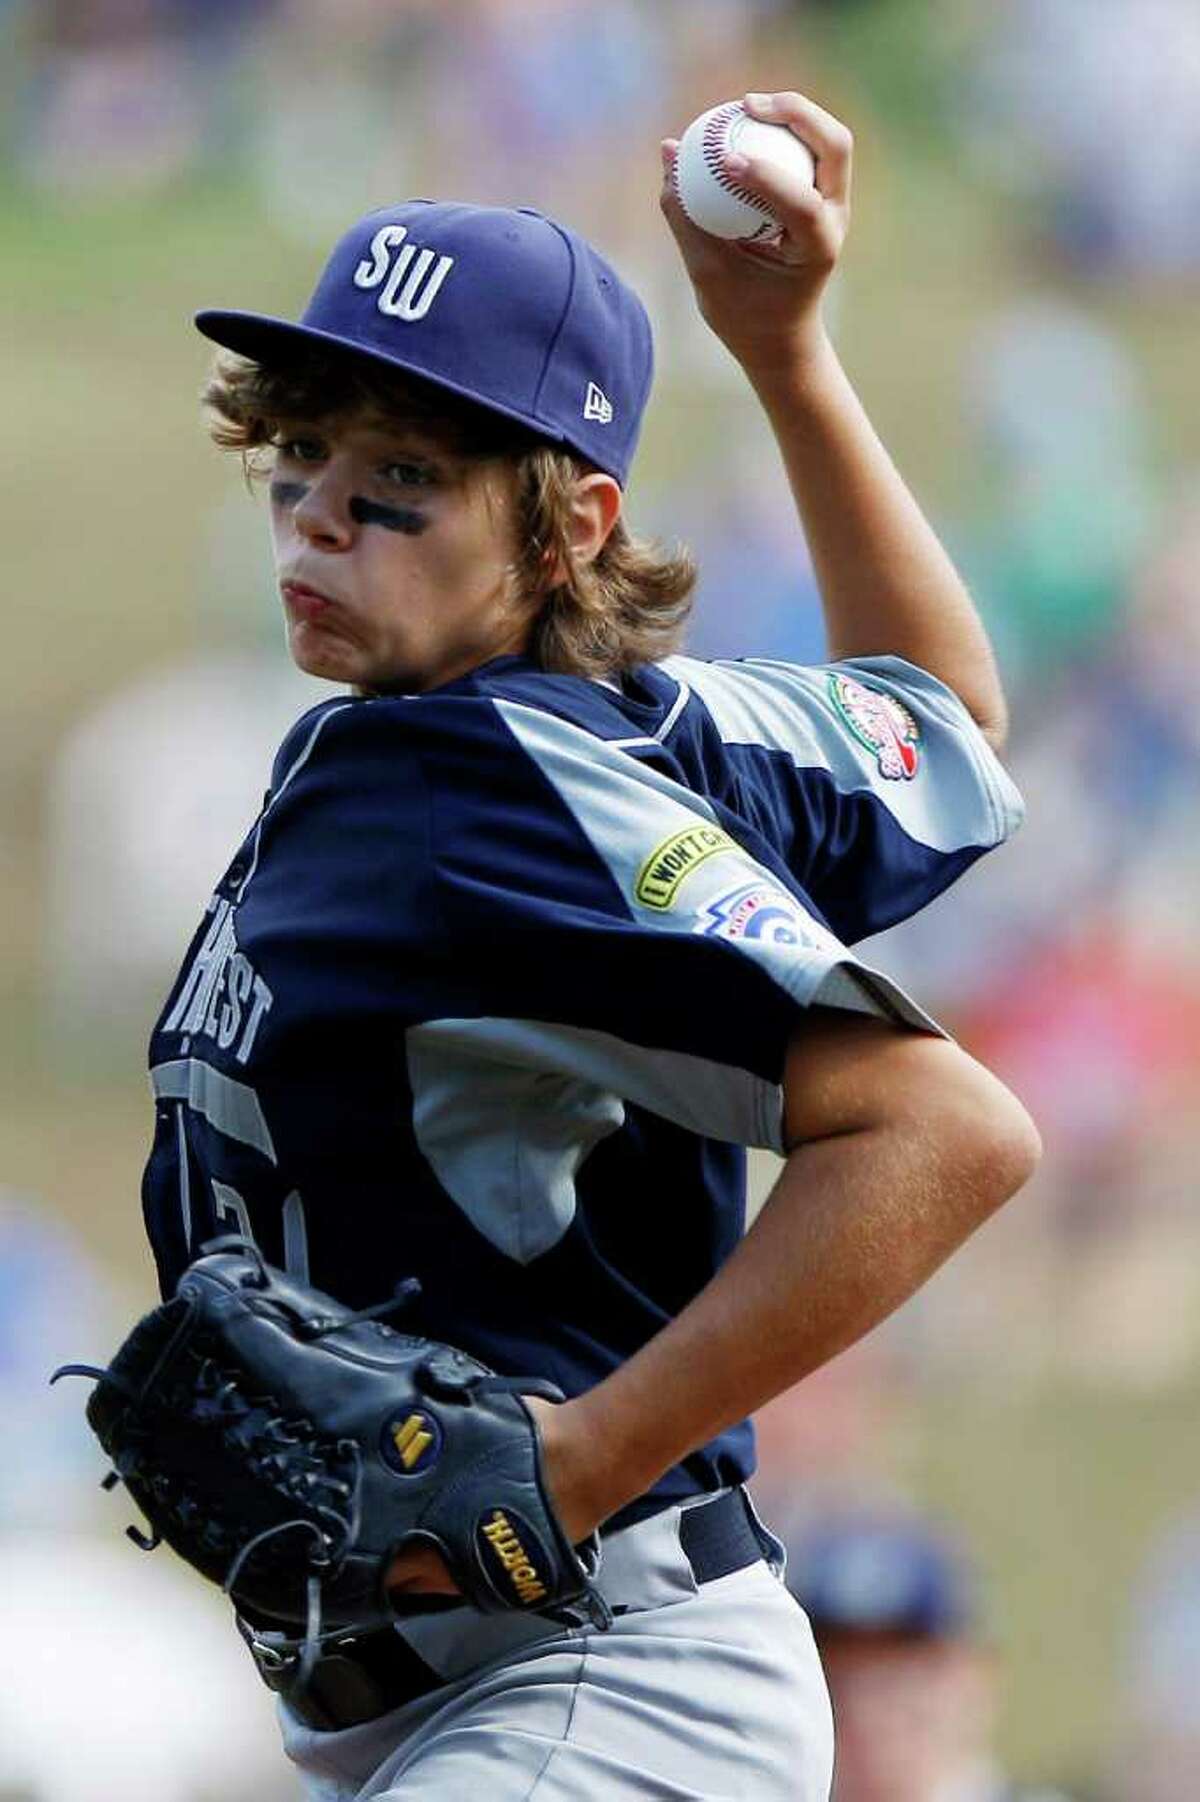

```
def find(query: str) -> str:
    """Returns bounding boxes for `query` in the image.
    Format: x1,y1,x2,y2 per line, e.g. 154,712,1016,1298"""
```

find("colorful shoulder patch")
826,672,921,780
696,880,821,950
635,824,739,909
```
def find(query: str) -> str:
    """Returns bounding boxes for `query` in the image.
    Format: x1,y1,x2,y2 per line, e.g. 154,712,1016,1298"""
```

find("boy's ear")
566,473,622,568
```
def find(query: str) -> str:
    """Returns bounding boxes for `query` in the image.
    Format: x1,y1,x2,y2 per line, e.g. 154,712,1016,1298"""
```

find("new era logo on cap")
583,382,613,425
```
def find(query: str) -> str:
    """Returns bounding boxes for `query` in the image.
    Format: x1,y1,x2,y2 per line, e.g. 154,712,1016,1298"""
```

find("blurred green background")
4,2,1200,1798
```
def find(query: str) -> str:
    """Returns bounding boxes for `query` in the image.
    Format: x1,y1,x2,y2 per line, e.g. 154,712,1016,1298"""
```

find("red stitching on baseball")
702,103,770,214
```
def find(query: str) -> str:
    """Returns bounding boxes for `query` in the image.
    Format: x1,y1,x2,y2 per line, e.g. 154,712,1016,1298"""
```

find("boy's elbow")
978,1084,1042,1206
935,1053,1042,1219
781,1015,1041,1219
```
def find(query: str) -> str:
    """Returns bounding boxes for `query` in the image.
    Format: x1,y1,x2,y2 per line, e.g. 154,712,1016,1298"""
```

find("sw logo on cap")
353,225,455,323
584,382,613,425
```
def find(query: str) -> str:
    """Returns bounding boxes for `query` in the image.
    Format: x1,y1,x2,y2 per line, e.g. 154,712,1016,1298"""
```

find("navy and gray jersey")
142,650,1022,1525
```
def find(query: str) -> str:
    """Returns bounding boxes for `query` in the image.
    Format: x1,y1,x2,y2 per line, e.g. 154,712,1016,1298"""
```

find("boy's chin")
285,623,442,694
286,632,358,685
288,643,422,696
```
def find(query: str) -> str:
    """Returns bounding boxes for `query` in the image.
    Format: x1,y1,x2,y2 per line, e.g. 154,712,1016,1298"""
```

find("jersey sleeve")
663,653,1024,944
413,694,944,1162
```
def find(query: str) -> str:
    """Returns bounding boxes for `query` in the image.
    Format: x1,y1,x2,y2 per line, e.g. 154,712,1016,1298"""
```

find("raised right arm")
662,90,1009,751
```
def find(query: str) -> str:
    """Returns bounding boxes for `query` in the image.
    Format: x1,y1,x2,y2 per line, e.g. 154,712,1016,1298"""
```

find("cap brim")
194,309,568,449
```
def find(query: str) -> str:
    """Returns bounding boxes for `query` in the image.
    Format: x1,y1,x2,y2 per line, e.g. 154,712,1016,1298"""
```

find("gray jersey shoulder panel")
406,1016,790,1261
406,1020,628,1263
662,653,1023,853
493,698,944,1034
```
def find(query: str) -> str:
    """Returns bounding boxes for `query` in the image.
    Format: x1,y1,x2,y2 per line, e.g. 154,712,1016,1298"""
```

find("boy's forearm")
562,1122,954,1519
557,1036,1039,1530
745,330,1009,747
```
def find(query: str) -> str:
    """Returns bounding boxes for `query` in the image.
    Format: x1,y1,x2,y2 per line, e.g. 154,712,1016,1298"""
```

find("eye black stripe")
270,480,309,507
349,497,428,535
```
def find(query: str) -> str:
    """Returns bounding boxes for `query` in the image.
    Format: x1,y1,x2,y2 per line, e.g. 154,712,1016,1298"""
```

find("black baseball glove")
53,1238,611,1691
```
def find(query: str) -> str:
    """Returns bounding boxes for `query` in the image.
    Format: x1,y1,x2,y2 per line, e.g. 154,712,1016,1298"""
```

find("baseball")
673,100,816,242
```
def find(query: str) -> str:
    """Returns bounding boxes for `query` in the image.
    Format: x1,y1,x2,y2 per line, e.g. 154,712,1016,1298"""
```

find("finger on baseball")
724,149,830,247
659,136,679,195
658,143,675,202
743,90,853,206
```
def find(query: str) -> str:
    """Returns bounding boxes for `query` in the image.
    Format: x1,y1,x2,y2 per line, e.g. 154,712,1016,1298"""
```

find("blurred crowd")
4,1,1200,1798
10,0,1200,277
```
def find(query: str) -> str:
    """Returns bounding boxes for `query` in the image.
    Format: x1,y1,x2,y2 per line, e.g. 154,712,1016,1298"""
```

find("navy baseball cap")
787,1516,979,1640
195,200,653,486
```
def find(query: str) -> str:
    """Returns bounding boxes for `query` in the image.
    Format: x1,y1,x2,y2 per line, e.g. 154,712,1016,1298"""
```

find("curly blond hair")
202,350,696,678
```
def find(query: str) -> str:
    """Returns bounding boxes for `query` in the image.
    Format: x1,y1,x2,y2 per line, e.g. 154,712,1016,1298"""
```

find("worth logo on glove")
381,1409,442,1475
478,1508,549,1606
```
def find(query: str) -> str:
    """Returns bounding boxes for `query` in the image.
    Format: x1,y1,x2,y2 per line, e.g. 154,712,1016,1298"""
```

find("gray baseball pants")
277,1493,834,1800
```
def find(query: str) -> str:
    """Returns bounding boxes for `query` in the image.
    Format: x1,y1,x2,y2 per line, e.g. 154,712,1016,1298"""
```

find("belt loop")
677,1487,764,1586
739,1487,788,1579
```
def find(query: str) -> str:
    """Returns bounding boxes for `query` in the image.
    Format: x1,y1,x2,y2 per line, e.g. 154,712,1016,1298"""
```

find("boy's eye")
278,437,326,463
382,460,437,487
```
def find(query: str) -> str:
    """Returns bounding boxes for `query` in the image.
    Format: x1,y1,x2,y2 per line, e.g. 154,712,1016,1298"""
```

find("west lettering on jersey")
163,896,273,1065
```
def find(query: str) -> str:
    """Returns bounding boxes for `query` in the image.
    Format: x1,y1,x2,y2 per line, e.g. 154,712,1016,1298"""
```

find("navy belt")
246,1487,764,1733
